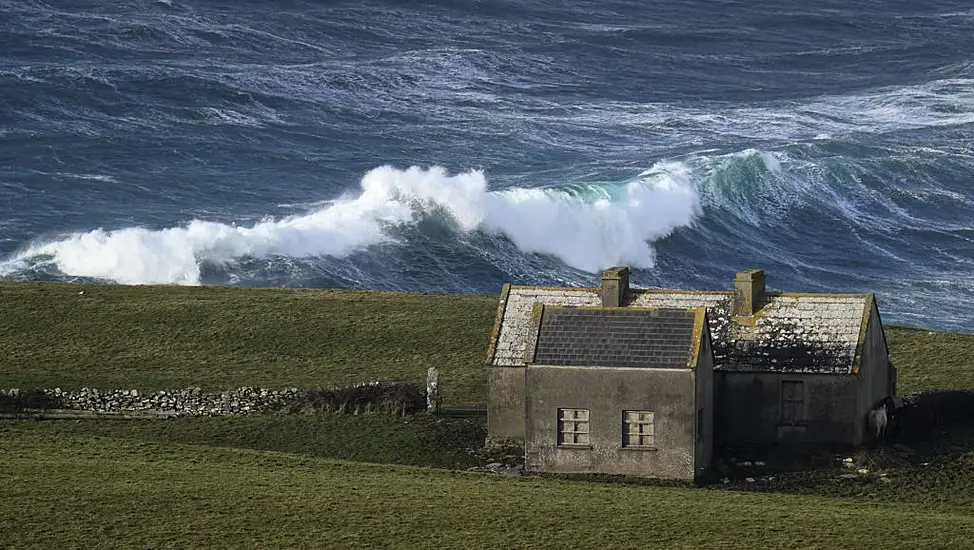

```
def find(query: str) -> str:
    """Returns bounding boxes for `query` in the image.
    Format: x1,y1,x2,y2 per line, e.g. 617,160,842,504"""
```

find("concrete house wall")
694,333,714,475
856,299,893,442
716,372,859,445
524,366,700,480
486,365,526,447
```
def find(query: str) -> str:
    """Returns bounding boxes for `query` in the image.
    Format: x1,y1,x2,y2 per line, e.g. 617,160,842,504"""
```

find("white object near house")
427,367,440,412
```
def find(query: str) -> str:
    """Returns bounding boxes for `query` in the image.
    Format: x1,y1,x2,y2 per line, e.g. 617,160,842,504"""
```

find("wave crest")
0,165,700,284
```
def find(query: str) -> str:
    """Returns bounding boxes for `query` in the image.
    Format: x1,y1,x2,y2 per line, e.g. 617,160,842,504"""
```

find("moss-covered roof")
489,286,873,374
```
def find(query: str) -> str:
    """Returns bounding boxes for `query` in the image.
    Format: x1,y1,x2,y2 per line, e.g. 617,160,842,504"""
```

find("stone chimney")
734,269,766,316
600,266,630,308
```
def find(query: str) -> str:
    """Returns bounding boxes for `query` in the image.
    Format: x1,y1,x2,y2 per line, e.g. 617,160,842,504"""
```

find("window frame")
557,408,591,447
622,410,656,449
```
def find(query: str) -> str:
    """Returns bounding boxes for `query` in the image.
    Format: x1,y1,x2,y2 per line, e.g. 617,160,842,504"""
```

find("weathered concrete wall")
694,333,714,476
716,372,859,445
486,367,526,447
858,301,892,441
524,366,696,480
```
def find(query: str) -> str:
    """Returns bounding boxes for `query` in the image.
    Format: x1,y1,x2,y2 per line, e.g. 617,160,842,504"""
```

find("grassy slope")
4,422,974,550
885,325,974,391
0,282,497,402
5,283,974,402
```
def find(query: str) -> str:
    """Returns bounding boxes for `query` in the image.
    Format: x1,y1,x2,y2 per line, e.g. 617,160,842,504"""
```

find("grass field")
0,282,496,402
3,282,974,399
4,282,974,548
5,421,974,550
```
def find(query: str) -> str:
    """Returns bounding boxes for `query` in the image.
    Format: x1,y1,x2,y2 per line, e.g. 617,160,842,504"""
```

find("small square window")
557,408,590,446
623,410,655,448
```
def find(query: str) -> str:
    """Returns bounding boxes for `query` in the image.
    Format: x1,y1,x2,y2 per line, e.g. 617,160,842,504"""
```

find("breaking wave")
0,165,700,284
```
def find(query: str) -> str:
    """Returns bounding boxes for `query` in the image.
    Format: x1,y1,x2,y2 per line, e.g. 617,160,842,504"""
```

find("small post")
426,367,440,413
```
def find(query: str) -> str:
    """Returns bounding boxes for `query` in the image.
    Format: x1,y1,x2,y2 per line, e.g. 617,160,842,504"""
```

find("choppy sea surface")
2,0,973,331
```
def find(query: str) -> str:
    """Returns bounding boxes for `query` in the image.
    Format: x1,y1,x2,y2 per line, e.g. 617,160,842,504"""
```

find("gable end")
851,293,875,375
484,284,512,365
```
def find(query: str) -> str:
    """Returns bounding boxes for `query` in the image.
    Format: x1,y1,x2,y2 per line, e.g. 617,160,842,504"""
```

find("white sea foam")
539,77,974,144
50,172,119,183
0,165,700,284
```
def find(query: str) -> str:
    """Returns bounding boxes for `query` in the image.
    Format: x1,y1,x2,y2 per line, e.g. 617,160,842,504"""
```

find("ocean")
1,0,973,331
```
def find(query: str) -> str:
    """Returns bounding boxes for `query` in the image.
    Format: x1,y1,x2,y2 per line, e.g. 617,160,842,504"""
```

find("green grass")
4,283,974,403
886,325,974,392
0,282,497,402
4,422,974,550
5,282,974,547
6,414,488,470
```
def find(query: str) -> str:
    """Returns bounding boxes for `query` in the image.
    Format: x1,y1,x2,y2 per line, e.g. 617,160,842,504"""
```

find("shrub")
0,389,63,412
279,382,426,416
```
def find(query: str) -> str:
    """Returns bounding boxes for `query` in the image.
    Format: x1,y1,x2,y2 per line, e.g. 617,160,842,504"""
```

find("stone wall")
0,381,426,417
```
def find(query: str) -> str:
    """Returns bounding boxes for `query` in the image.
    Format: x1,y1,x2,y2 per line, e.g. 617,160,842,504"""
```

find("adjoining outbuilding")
485,267,895,479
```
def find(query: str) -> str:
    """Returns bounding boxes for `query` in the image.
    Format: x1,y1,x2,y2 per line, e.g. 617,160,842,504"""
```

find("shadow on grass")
698,396,974,505
7,412,488,470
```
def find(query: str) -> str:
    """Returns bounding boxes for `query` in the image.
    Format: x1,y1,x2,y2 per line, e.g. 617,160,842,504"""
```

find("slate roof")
530,308,697,369
488,286,875,375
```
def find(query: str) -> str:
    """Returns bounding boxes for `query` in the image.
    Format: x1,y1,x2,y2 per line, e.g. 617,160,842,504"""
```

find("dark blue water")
2,0,974,331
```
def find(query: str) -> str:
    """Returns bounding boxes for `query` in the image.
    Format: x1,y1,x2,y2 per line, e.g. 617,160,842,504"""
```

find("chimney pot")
734,269,766,316
600,266,630,307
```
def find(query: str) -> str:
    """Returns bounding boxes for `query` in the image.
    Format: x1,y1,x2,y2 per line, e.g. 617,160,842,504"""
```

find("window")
781,381,805,423
623,410,655,448
557,408,590,446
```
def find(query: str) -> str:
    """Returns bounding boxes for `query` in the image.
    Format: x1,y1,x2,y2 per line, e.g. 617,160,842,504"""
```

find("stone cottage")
486,267,895,477
520,305,714,480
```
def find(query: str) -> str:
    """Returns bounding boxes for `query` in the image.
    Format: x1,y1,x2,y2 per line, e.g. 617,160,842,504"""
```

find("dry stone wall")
0,381,426,417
